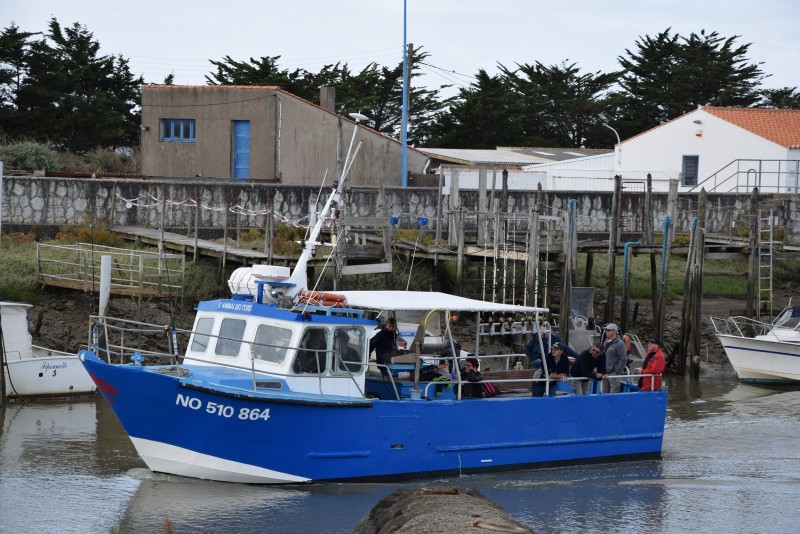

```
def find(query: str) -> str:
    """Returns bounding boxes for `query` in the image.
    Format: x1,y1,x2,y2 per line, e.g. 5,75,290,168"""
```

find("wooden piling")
560,201,573,345
655,179,678,340
236,197,241,248
456,207,465,295
434,171,443,261
193,191,200,263
264,198,274,263
689,189,707,378
221,199,229,283
605,175,622,323
645,174,657,317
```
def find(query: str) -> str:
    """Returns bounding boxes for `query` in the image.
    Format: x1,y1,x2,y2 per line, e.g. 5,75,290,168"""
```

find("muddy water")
1,374,798,533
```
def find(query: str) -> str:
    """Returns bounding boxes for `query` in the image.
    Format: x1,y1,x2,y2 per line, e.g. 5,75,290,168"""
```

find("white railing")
37,242,184,297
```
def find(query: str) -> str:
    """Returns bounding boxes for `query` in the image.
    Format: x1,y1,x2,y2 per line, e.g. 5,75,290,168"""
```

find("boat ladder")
757,208,774,321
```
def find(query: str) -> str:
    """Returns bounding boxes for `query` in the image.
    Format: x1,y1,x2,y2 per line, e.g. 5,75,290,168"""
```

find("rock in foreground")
354,487,533,534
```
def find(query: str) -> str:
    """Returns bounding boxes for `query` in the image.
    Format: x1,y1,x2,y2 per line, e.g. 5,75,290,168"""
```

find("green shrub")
183,260,224,303
0,141,61,170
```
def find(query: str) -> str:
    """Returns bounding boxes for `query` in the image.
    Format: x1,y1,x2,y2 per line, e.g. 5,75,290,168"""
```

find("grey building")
139,84,429,185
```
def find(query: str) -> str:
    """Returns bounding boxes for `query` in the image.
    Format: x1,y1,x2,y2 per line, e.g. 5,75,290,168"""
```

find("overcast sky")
3,0,799,97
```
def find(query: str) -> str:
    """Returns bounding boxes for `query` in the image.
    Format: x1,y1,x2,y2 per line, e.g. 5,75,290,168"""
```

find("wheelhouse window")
215,318,246,357
682,155,699,186
293,328,329,374
190,317,214,352
252,324,292,364
334,327,365,374
161,118,195,142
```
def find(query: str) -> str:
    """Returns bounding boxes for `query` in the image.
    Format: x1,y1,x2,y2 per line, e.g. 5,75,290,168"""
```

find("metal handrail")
420,372,659,398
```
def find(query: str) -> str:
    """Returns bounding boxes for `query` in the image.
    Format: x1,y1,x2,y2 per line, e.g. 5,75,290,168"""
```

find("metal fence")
36,242,184,299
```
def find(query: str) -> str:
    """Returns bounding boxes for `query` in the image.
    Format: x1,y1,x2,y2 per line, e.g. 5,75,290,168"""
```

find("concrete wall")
3,176,800,244
140,85,429,186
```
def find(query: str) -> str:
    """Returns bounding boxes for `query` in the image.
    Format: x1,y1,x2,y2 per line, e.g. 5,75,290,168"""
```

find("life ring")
298,290,348,308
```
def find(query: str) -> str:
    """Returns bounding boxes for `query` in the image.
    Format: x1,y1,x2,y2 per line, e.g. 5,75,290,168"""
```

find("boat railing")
89,315,183,365
710,315,774,338
370,363,402,400
419,371,660,398
30,344,79,359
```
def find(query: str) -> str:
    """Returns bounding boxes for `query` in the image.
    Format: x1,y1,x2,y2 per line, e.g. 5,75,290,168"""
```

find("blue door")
233,120,250,181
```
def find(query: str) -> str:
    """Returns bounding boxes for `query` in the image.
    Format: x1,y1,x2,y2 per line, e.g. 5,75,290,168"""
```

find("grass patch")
577,251,747,299
0,238,40,302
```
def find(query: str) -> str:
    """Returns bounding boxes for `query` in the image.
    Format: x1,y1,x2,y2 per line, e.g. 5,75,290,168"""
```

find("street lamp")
600,115,621,168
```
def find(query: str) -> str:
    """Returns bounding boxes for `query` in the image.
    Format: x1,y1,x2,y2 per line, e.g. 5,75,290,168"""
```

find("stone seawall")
2,176,799,243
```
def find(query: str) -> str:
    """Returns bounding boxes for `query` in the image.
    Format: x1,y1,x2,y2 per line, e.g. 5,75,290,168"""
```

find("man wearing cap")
636,337,666,391
602,323,628,393
571,343,606,395
532,341,571,396
524,326,577,374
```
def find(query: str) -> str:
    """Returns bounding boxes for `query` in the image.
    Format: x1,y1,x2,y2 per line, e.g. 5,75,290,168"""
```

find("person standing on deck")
637,337,666,391
369,317,398,366
601,323,628,393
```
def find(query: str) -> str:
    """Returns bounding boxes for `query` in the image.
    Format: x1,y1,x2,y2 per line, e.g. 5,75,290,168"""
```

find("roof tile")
703,106,800,148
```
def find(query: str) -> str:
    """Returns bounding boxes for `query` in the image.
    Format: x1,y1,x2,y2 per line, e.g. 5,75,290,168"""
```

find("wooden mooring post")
605,175,622,323
745,187,760,320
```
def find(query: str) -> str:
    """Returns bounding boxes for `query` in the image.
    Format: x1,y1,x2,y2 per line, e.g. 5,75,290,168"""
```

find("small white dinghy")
1,301,96,401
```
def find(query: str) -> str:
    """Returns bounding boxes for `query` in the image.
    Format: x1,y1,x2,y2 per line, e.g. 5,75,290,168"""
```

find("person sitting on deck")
524,326,577,373
637,337,666,391
458,357,485,399
532,342,571,397
293,328,327,373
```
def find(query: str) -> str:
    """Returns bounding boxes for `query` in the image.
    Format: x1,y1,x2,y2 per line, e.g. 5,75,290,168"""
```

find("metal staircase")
757,209,774,321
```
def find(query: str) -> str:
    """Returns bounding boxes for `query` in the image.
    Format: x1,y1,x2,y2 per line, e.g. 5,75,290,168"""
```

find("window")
215,318,246,357
190,317,214,352
161,118,195,142
293,328,329,374
252,324,293,363
334,328,364,374
682,155,699,186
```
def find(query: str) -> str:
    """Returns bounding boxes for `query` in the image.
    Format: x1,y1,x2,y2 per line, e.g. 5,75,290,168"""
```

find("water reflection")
0,399,141,533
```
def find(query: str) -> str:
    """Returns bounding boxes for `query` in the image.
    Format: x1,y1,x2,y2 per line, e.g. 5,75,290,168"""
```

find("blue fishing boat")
78,117,667,483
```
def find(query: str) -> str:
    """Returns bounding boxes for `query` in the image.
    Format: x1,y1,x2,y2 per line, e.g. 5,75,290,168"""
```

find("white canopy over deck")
334,291,547,314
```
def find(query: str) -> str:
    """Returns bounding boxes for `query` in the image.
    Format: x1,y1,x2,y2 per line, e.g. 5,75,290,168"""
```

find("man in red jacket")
637,337,666,391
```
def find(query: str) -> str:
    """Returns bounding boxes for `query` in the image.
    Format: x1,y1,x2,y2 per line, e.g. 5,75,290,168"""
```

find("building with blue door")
140,85,430,185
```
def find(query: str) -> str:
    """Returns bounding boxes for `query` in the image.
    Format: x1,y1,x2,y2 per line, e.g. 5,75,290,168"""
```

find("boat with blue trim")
712,305,800,383
78,116,667,483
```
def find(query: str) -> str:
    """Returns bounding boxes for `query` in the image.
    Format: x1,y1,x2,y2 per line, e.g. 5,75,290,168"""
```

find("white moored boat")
712,305,800,383
1,301,97,400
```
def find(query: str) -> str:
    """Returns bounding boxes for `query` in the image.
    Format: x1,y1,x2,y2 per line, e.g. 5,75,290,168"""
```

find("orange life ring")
298,290,348,307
